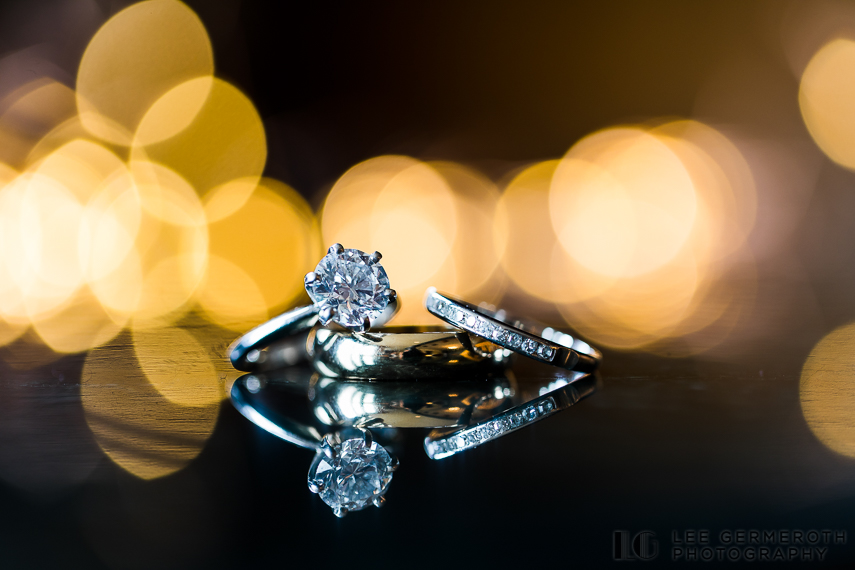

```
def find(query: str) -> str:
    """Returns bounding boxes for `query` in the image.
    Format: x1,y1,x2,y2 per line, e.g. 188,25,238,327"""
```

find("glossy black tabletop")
0,315,853,569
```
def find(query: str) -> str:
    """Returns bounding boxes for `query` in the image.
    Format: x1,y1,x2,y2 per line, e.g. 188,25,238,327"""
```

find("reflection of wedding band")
424,288,602,372
229,244,399,371
424,372,597,459
307,325,510,380
310,373,515,428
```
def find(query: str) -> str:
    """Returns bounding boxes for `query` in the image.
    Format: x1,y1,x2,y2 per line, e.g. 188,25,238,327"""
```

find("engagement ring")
230,244,399,371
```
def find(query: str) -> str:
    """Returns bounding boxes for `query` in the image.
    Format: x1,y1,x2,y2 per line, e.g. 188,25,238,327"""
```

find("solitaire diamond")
306,247,391,329
308,433,394,517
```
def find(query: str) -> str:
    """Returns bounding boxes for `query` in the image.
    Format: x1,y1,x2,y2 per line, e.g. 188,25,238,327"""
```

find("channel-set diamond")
426,292,558,362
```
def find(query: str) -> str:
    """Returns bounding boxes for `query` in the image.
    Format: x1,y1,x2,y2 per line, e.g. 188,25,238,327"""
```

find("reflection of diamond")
308,436,393,516
307,248,390,328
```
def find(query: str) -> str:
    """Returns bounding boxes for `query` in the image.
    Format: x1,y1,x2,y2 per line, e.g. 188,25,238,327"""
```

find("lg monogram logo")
613,530,659,561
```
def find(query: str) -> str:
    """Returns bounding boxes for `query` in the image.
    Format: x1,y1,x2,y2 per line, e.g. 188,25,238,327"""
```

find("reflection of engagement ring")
307,325,510,380
424,372,597,459
230,372,398,518
424,288,602,372
230,244,399,371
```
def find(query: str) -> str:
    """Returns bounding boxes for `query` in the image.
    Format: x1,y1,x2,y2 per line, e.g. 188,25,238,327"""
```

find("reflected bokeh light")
800,322,855,458
82,329,221,480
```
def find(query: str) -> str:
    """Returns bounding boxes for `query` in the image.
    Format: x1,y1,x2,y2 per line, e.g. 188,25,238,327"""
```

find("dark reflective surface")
1,321,855,568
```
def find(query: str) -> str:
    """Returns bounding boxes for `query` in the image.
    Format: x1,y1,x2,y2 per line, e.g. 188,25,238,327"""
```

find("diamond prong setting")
307,247,392,330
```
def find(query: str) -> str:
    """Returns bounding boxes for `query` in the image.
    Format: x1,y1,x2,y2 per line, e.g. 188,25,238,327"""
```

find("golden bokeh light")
76,0,214,146
557,256,702,350
199,178,320,330
498,160,613,302
551,127,698,278
799,38,855,170
31,287,126,354
0,0,765,362
0,173,84,322
321,155,422,248
26,115,126,168
82,331,220,480
651,120,757,262
0,79,77,168
497,161,560,300
322,156,459,323
429,161,508,300
81,158,209,329
800,322,855,458
132,77,266,198
527,122,758,353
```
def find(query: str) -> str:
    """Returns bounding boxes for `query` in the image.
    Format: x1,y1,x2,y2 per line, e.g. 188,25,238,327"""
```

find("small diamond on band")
426,290,599,372
426,396,559,459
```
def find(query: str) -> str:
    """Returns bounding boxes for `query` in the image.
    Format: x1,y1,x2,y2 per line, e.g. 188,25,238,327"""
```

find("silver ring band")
424,372,597,459
424,288,602,371
307,325,510,380
229,300,399,371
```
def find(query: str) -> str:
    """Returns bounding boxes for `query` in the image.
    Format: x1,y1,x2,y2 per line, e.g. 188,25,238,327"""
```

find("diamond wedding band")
424,288,602,372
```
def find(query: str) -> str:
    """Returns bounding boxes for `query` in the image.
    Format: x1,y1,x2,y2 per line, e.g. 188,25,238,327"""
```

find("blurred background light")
497,160,605,303
199,178,320,330
551,127,698,278
799,38,855,170
131,77,266,199
427,161,507,302
321,155,460,324
0,0,836,413
76,0,213,146
0,79,77,169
